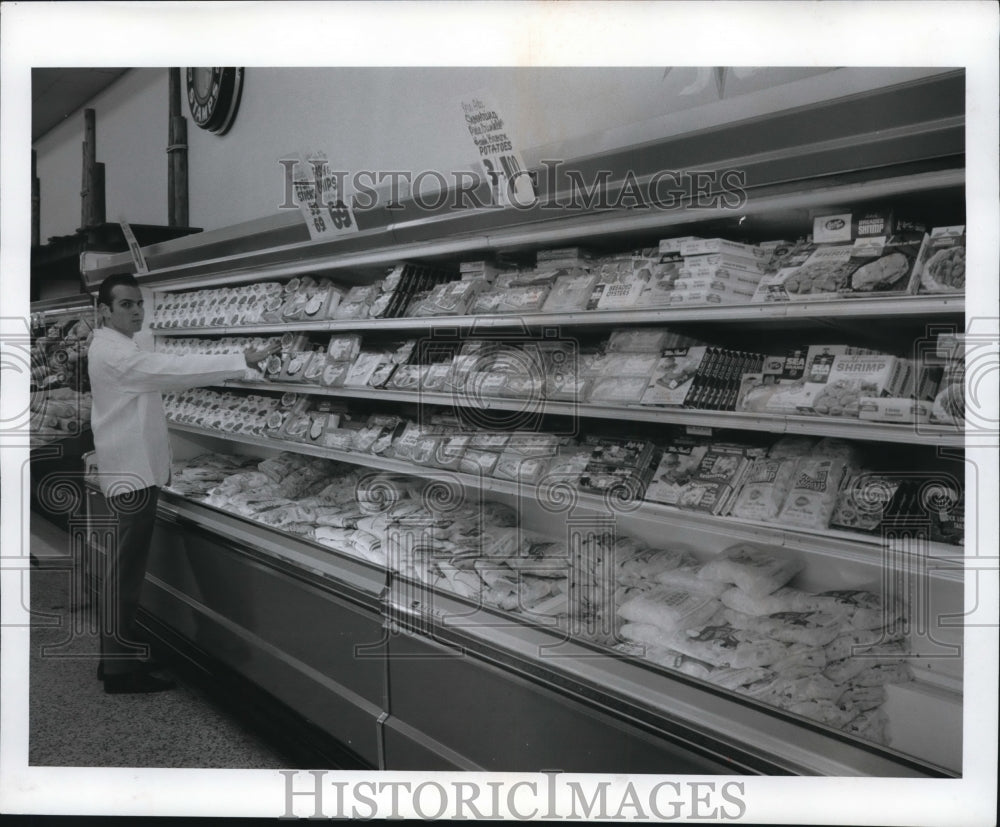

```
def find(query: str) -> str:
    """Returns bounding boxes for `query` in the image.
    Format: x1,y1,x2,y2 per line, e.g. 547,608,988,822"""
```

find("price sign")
291,152,358,241
459,92,535,208
118,217,149,274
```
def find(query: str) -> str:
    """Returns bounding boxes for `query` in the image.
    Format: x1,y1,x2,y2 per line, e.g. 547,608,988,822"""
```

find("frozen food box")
679,238,765,261
645,443,710,506
829,472,904,534
640,347,711,407
913,226,965,294
811,209,925,245
807,354,907,417
592,277,647,310
541,273,601,312
752,236,923,301
658,236,703,256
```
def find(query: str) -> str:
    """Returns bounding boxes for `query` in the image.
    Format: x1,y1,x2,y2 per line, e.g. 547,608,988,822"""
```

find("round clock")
186,67,244,135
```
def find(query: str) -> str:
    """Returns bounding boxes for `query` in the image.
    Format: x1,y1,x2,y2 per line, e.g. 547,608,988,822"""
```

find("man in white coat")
88,273,279,693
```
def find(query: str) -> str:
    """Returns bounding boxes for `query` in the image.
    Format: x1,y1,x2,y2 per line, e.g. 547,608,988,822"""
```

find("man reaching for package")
88,273,279,694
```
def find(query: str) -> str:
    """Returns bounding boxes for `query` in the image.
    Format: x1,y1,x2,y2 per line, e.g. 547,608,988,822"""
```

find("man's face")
100,284,144,337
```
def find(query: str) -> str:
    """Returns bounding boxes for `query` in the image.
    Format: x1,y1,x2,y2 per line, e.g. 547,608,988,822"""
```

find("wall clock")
186,68,244,135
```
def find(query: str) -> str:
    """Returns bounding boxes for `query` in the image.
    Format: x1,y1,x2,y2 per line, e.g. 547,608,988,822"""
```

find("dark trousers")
100,486,160,676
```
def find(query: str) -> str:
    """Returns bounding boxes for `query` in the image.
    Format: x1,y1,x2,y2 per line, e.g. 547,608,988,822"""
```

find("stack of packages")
152,282,286,329
751,209,927,302
567,534,702,646
203,452,356,535
735,342,942,425
469,266,562,315
199,454,569,612
615,541,911,745
158,335,281,358
163,388,280,436
666,238,766,306
577,436,660,501
168,453,259,497
928,332,964,426
29,388,93,443
31,316,94,392
645,438,763,516
639,341,767,412
727,437,858,531
586,249,660,311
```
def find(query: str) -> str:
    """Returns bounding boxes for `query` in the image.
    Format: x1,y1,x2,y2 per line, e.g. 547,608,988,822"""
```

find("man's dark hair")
97,273,141,310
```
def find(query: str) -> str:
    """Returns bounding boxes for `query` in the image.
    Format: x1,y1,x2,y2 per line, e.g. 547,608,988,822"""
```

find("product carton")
679,238,765,261
640,346,711,407
857,397,933,424
913,226,966,293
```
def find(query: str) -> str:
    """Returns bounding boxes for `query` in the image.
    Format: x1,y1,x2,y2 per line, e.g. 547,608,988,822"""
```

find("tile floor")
26,516,295,769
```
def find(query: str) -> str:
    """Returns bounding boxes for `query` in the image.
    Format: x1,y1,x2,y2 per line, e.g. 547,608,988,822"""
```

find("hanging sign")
118,217,149,274
292,152,359,241
459,92,535,208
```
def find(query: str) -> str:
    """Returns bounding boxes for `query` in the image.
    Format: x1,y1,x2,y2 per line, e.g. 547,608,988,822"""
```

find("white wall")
34,66,945,242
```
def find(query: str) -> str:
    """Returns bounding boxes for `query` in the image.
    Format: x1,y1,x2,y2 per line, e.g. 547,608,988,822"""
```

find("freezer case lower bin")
383,628,740,773
143,514,388,767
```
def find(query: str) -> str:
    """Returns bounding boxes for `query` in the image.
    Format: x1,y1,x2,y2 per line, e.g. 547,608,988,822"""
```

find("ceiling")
32,68,130,142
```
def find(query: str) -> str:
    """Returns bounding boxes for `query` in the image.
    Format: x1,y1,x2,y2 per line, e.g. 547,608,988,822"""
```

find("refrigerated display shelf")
166,420,965,574
149,294,964,337
217,379,966,447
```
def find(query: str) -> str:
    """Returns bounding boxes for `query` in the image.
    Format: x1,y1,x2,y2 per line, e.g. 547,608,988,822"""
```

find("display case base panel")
385,630,738,774
144,518,387,767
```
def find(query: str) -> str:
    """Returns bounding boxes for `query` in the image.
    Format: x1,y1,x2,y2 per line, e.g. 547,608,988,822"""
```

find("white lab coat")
88,326,248,495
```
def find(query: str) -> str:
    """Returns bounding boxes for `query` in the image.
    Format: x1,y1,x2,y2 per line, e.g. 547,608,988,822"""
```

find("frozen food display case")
80,68,968,776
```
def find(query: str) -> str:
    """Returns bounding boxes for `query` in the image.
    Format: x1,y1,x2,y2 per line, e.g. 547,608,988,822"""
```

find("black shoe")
97,660,165,680
103,671,176,694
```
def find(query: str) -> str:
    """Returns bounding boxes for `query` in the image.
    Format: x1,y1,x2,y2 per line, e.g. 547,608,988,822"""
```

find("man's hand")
244,342,282,369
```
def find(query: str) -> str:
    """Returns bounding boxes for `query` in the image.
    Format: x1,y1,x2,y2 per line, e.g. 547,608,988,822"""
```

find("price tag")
118,217,148,274
686,425,714,436
459,92,535,208
291,152,358,241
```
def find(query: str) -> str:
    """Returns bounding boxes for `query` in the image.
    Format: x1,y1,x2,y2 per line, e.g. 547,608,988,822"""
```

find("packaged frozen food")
823,642,909,683
458,449,501,476
729,456,798,521
541,273,600,312
825,628,906,663
333,284,379,319
658,236,703,255
644,443,709,506
776,457,848,529
719,585,811,616
618,588,722,634
679,238,764,261
592,276,647,310
811,209,925,245
914,226,965,293
698,543,804,598
588,375,649,405
729,609,846,647
343,352,387,387
654,565,729,598
668,623,790,669
640,346,711,407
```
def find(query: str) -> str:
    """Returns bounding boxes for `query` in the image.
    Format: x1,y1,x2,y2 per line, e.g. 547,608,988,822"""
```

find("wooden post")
80,108,97,229
168,68,189,227
31,149,40,247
